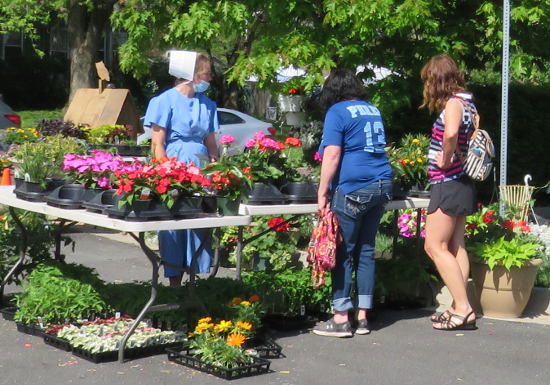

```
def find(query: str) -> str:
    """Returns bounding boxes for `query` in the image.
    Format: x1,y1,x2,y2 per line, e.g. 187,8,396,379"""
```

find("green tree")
0,0,117,100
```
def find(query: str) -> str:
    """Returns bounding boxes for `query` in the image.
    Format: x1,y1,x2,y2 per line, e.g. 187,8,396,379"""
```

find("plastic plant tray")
72,342,184,363
43,333,71,351
246,337,283,359
16,322,45,337
44,184,100,209
0,306,16,321
166,346,271,380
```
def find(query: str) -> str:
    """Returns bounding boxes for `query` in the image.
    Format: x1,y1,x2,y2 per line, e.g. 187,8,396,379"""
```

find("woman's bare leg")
424,209,473,322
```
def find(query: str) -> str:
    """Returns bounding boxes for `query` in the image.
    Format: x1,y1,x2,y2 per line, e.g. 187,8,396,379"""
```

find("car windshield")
218,111,245,125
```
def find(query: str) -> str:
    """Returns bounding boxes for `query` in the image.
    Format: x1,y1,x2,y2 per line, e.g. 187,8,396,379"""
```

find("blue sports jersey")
319,100,392,194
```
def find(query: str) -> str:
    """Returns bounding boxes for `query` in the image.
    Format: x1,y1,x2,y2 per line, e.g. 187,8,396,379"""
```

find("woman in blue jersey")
312,68,393,338
421,55,477,330
144,52,219,287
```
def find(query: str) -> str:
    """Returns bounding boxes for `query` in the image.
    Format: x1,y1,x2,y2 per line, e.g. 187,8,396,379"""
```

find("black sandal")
432,310,477,331
430,310,452,322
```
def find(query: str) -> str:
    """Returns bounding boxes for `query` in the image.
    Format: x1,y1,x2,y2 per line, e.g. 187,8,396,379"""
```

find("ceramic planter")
471,258,543,318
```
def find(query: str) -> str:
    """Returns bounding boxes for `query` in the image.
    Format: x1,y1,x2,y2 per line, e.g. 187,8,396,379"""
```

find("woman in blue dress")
143,53,219,287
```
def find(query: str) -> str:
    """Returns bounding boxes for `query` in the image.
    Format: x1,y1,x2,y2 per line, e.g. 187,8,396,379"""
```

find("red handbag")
306,210,342,289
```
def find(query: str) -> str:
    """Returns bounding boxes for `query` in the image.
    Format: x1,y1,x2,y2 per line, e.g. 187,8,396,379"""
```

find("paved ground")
1,231,550,385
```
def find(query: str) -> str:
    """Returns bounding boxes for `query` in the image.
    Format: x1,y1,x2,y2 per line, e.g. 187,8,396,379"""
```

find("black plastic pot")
392,182,410,199
82,189,118,214
13,179,47,201
45,184,102,209
280,181,318,203
247,182,286,204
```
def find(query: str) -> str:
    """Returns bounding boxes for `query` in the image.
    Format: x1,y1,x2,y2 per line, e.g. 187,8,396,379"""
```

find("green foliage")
535,260,550,288
0,210,66,285
375,239,436,307
242,269,332,316
386,134,430,188
82,124,133,145
224,214,313,271
471,235,542,271
19,110,64,128
14,262,110,326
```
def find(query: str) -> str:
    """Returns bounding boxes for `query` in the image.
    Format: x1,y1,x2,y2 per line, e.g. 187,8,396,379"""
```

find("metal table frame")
0,186,251,362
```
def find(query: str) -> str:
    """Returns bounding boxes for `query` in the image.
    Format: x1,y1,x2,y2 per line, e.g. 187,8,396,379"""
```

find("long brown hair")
420,55,465,112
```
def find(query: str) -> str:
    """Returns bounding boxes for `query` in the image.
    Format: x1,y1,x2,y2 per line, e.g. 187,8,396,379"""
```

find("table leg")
235,226,244,280
209,228,221,278
1,207,27,306
118,232,160,363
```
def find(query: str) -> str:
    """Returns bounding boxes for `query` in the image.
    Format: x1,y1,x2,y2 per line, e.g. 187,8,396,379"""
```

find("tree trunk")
67,1,115,104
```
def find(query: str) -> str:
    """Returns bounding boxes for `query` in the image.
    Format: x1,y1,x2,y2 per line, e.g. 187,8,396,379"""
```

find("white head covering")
168,50,197,81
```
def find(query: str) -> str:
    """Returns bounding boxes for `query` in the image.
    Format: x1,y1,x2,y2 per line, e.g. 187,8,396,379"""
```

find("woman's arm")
317,145,342,213
436,98,462,169
204,132,219,162
151,124,167,159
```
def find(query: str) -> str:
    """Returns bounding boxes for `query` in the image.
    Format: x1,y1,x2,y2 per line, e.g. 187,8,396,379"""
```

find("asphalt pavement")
1,231,549,385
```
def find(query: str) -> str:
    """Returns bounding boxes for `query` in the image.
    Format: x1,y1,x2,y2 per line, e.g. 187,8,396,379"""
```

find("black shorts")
427,176,476,217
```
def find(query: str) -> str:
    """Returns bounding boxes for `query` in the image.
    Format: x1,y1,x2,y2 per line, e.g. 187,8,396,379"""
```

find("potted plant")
3,127,40,145
386,134,430,198
229,131,288,203
13,141,59,198
466,204,545,318
167,296,270,380
83,124,148,156
277,85,305,113
279,137,320,203
203,135,254,215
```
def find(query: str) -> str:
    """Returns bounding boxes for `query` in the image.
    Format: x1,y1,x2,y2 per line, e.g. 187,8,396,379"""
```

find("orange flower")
248,295,260,303
226,333,246,347
230,297,242,305
236,321,253,331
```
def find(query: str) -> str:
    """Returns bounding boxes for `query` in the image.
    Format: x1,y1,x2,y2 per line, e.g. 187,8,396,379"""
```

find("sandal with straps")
430,310,452,322
432,310,477,331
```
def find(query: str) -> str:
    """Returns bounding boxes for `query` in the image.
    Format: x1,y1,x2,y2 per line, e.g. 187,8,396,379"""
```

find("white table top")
239,197,430,216
0,186,251,232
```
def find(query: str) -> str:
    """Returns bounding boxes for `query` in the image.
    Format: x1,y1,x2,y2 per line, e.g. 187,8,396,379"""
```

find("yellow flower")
403,159,410,165
417,158,423,163
214,320,233,333
230,297,242,305
236,321,253,331
226,333,246,347
239,300,251,306
412,138,420,144
248,295,260,303
194,322,214,334
198,316,212,324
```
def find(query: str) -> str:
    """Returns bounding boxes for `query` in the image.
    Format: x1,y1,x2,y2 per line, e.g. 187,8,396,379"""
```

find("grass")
18,110,63,128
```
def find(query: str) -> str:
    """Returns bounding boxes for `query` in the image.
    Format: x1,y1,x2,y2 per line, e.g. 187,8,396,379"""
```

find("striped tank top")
428,92,476,184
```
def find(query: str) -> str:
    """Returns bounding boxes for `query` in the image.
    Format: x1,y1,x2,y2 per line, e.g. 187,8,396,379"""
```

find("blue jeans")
330,180,392,312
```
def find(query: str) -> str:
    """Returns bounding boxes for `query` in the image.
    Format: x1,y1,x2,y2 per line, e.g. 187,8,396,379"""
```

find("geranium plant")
466,203,545,270
387,134,430,188
229,131,288,184
203,135,253,200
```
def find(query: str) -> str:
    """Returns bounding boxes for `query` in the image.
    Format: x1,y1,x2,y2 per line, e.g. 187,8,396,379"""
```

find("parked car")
137,108,275,155
0,96,21,130
0,95,21,151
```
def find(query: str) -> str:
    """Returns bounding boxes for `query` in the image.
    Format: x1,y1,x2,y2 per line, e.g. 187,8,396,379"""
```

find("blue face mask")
193,80,210,93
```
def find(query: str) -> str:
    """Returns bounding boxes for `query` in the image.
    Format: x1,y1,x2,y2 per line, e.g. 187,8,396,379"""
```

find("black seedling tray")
246,337,283,359
16,322,45,337
0,306,16,321
166,346,271,380
43,334,71,351
72,341,184,363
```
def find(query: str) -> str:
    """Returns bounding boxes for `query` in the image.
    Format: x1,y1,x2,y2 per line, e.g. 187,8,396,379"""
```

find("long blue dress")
143,87,219,275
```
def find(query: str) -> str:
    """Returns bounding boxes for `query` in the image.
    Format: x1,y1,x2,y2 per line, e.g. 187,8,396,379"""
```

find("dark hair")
320,68,367,109
420,55,466,112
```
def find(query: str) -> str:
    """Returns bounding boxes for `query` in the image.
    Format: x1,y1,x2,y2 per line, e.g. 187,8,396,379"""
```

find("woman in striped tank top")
420,55,477,331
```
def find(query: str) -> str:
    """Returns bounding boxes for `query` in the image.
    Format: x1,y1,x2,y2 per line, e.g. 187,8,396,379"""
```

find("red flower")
267,217,290,232
288,88,297,95
466,223,478,231
502,220,515,229
284,137,302,147
482,210,495,224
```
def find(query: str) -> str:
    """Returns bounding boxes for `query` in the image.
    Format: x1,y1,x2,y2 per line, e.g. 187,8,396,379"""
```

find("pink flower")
220,134,235,145
97,176,111,188
245,138,256,148
314,152,322,162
